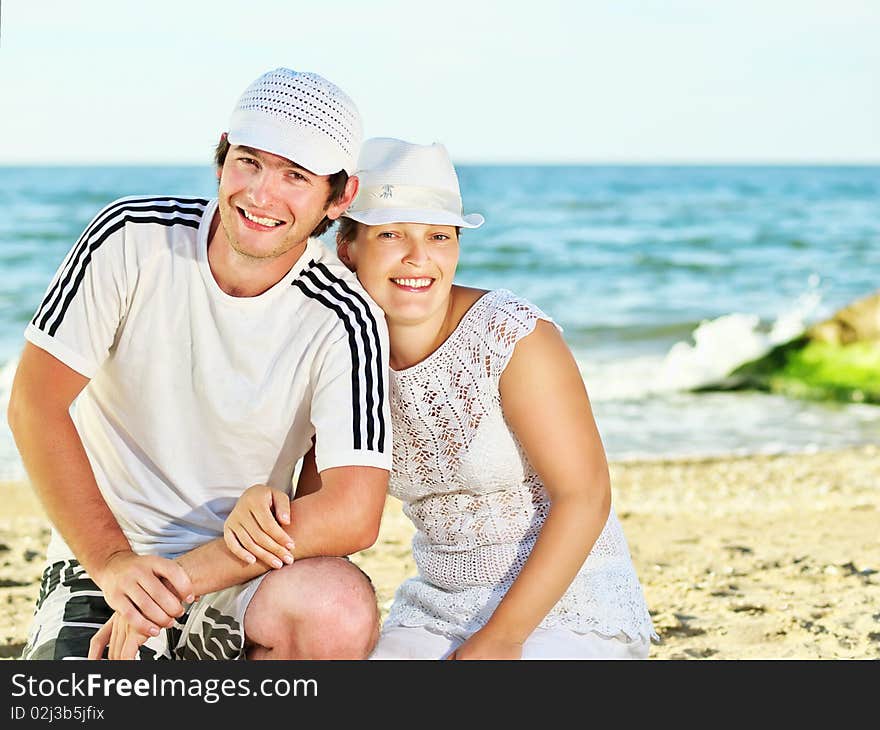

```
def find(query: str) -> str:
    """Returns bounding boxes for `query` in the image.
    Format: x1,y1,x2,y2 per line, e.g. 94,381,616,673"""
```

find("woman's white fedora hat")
343,138,484,228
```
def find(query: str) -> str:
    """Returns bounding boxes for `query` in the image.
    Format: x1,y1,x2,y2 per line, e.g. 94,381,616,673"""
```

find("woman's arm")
450,319,611,659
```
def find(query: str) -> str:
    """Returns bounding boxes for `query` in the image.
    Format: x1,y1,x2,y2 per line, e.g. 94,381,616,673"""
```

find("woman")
225,138,657,659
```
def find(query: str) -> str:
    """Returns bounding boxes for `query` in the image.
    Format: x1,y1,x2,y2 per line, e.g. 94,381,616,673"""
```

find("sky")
0,0,878,165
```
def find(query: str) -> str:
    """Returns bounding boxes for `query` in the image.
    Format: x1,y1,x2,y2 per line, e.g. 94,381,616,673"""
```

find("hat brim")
228,119,355,176
343,208,484,229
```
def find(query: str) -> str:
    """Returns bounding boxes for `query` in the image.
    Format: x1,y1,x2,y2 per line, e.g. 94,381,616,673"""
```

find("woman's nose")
402,238,429,265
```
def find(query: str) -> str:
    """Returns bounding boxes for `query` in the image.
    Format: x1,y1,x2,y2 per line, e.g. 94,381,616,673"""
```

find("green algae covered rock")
763,340,880,404
696,290,880,404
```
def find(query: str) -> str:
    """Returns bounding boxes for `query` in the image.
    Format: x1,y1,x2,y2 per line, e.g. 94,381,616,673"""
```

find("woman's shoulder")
452,286,549,323
476,288,559,333
450,285,491,320
451,287,561,370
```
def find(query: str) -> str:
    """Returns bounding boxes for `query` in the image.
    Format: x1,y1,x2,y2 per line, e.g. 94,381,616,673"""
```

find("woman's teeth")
242,209,282,227
392,278,432,289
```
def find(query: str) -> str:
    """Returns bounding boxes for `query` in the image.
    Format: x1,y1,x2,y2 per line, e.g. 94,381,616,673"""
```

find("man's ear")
216,132,229,180
326,176,359,221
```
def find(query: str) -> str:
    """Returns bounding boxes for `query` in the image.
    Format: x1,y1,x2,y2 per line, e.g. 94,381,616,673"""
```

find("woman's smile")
390,277,435,292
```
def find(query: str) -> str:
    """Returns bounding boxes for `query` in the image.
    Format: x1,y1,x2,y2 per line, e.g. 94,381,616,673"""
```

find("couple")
10,67,656,660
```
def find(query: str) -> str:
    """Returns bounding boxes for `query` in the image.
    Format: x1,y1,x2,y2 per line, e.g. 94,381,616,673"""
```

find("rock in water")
807,290,880,345
697,289,880,404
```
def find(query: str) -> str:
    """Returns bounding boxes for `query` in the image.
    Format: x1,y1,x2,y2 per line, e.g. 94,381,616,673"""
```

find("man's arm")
174,463,388,597
8,343,192,636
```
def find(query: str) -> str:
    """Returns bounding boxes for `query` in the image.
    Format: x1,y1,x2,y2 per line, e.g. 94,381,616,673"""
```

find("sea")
1,164,879,481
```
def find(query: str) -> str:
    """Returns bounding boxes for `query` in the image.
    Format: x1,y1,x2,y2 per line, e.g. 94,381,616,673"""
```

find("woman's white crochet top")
385,289,657,642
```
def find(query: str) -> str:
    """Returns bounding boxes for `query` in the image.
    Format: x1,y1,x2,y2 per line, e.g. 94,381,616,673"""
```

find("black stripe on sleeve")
301,269,377,447
292,279,363,449
32,197,207,337
291,261,386,453
33,196,206,328
309,261,387,451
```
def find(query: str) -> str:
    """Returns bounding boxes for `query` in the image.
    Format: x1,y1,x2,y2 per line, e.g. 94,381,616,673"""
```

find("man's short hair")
214,136,349,239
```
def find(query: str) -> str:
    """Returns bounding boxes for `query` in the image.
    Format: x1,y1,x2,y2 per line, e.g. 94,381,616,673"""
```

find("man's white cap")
343,138,484,228
227,68,363,176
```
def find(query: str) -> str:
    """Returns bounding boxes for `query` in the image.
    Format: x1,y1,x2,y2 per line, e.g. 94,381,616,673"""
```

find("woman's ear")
337,239,355,270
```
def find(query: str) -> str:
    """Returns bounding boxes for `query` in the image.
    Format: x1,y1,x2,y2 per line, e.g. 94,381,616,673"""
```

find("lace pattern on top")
386,289,657,642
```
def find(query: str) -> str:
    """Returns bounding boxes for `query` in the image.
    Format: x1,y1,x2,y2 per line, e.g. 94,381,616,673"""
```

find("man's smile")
239,206,285,228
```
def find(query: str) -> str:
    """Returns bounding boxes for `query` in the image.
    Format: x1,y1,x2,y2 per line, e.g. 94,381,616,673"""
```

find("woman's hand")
446,627,524,660
223,484,294,569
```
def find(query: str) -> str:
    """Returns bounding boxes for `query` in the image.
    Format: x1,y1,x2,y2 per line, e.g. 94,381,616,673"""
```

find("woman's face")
340,222,459,328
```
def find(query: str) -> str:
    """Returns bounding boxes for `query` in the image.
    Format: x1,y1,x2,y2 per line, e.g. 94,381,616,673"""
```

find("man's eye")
239,157,257,167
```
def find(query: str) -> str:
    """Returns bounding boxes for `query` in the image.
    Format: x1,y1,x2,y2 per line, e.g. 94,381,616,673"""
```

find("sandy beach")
1,444,878,660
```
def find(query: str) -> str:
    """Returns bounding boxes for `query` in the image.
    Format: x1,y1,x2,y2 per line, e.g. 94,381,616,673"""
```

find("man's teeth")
242,209,282,227
392,278,432,288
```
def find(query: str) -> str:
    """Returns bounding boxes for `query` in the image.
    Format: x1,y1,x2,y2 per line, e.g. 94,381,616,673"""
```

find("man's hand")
88,612,152,660
95,551,193,637
223,484,294,569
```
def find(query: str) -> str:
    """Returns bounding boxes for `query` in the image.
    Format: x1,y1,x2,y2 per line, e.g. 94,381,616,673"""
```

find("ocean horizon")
1,163,878,480
3,160,878,167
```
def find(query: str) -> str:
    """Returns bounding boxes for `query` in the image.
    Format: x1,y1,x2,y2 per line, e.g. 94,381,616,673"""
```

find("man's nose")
246,170,278,207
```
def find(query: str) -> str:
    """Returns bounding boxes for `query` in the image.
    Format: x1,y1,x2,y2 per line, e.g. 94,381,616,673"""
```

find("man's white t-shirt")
25,195,391,560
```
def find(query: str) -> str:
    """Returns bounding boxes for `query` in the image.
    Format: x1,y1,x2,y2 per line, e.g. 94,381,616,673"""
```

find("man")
8,68,391,660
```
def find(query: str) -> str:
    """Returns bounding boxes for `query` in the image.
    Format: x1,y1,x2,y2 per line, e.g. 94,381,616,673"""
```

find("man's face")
216,144,340,261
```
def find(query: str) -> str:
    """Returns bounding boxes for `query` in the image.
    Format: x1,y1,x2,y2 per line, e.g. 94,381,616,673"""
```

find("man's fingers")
117,592,163,636
122,626,142,661
88,618,113,660
131,581,179,626
139,573,187,620
151,558,194,604
105,614,151,661
102,557,188,628
109,617,123,661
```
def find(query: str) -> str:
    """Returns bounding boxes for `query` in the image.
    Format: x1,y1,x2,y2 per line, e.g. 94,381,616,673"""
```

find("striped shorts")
21,559,264,660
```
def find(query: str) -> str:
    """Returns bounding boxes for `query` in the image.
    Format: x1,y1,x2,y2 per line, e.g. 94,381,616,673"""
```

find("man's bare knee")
245,557,379,659
303,558,379,656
